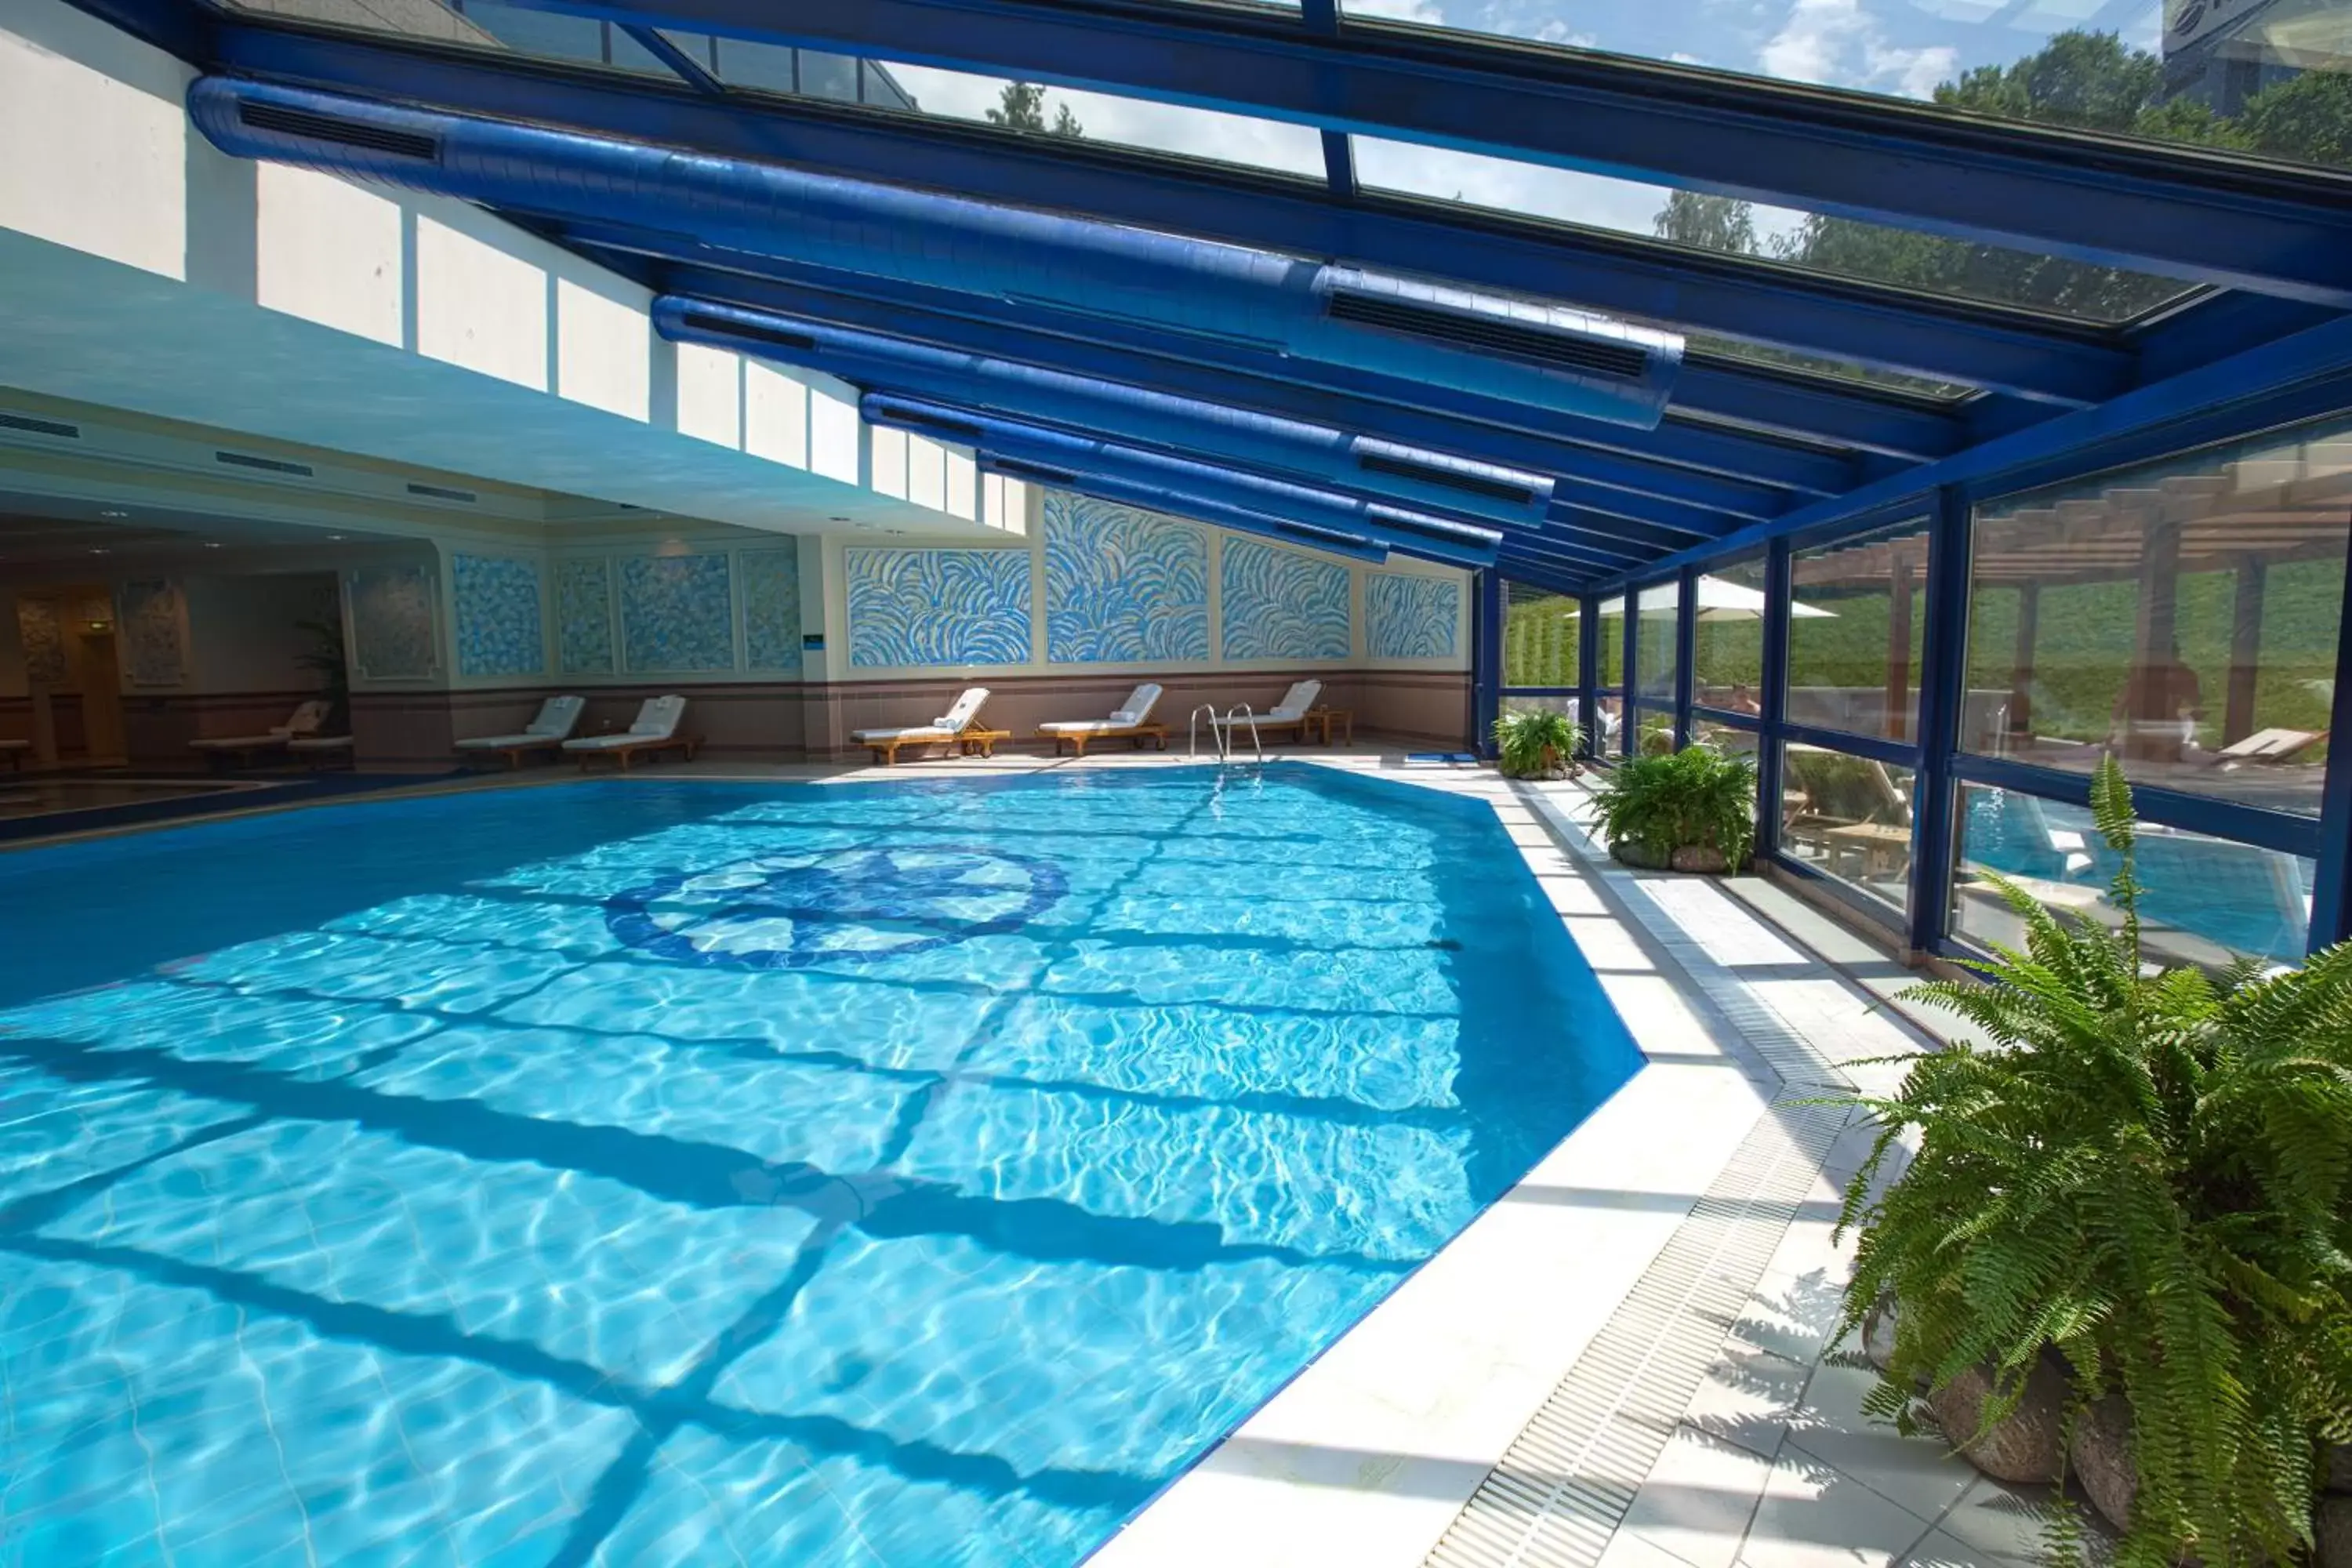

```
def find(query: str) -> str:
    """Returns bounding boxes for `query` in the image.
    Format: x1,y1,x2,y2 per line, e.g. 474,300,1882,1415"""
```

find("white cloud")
1346,0,1448,19
1757,0,1957,97
1351,138,1673,240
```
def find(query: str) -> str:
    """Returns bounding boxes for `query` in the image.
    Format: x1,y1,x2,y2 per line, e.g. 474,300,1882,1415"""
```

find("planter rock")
1608,840,1672,870
1861,1293,1899,1374
2070,1395,2137,1532
2318,1497,2352,1568
1926,1354,2070,1484
1670,844,1731,873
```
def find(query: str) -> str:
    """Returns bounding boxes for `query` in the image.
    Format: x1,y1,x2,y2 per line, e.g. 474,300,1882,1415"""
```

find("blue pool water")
0,764,1640,1567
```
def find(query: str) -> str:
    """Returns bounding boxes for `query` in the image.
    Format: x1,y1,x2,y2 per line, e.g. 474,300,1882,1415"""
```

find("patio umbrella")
1595,578,1834,619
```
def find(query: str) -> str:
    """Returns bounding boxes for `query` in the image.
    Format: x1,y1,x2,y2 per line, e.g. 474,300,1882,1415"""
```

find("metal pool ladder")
1189,704,1265,764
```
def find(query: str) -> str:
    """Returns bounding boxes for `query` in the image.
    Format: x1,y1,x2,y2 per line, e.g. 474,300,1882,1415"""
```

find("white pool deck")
16,744,2061,1568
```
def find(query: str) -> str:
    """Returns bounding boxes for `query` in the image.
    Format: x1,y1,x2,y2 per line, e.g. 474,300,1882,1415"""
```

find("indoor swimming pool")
0,766,1640,1567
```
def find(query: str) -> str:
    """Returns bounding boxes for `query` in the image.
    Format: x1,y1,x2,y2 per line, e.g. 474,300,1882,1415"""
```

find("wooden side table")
1308,708,1354,746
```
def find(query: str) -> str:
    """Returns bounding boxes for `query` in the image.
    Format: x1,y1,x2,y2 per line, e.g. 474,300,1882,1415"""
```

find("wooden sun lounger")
1038,724,1168,759
862,724,1009,765
464,737,568,771
573,733,702,771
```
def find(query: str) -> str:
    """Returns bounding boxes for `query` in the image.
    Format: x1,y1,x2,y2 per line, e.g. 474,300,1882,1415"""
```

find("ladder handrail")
1189,704,1225,760
1222,704,1265,764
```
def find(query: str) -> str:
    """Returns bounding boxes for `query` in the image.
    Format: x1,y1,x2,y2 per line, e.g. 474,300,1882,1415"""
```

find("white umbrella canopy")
1596,577,1834,620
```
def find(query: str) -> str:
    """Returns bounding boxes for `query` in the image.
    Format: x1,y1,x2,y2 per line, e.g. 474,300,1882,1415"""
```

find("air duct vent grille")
684,310,816,354
0,412,81,440
881,408,988,442
407,482,477,503
216,451,314,477
1356,450,1536,506
1327,292,1651,380
238,101,439,162
989,458,1078,487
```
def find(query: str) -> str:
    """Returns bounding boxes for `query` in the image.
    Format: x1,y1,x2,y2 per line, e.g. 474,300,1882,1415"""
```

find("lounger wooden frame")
572,734,703,771
863,724,1010,766
1038,724,1170,759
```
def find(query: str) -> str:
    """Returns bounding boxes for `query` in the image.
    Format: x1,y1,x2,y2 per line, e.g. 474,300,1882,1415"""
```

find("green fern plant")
1834,755,2352,1568
1586,742,1757,868
1494,709,1583,779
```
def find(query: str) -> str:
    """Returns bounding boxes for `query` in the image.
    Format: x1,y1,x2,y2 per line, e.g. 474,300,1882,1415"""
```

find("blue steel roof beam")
635,263,1806,517
631,251,1824,511
1542,507,1715,553
203,20,2134,405
452,0,2352,304
1548,481,1738,543
1506,534,1648,574
1497,557,1596,595
1674,361,1958,461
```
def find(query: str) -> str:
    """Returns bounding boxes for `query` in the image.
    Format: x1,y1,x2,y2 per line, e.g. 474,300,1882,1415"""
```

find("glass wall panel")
1693,718,1759,756
1951,784,2315,967
1502,584,1581,688
1966,416,2348,817
1780,743,1915,912
1693,555,1769,716
1635,581,1680,705
1598,597,1626,690
1788,521,1932,743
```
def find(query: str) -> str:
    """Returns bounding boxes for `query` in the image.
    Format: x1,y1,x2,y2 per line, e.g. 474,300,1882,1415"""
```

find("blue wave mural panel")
1044,492,1209,665
556,558,615,676
741,549,804,673
845,548,1033,668
347,564,438,681
452,554,546,679
1220,538,1352,662
1365,572,1461,660
620,554,736,673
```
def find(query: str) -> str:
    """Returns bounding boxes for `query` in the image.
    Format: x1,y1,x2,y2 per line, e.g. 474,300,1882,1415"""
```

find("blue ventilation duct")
187,78,1683,430
864,396,1500,568
653,296,1555,529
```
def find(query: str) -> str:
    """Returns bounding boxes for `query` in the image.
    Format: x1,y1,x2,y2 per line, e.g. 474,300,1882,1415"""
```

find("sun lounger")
2207,727,2327,768
287,735,355,771
189,699,330,768
456,695,585,768
562,695,699,771
1036,683,1167,758
851,688,1002,765
1211,681,1322,747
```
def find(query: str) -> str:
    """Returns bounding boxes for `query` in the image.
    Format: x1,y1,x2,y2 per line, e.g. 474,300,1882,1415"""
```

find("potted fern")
1494,709,1583,779
1835,757,2352,1568
1585,742,1756,872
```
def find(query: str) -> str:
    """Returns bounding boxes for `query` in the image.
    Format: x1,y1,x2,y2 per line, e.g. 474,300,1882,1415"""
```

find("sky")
881,0,2170,252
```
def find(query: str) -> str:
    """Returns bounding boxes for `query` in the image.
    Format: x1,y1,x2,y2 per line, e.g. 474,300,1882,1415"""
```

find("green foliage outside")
1502,593,1581,687
1653,34,2352,318
986,81,1085,137
1837,757,2352,1568
1965,564,2340,753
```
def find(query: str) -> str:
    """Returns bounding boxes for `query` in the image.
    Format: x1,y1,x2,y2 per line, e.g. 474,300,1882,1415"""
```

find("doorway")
77,628,127,765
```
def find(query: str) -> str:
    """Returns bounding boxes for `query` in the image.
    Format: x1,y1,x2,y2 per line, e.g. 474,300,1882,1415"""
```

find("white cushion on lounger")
852,688,990,744
1269,680,1321,721
191,699,329,750
1040,684,1162,734
459,695,583,750
563,695,686,751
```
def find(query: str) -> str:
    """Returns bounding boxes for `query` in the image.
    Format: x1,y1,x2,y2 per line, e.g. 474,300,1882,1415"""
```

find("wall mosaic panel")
452,554,546,679
555,557,615,675
15,597,64,685
346,564,438,681
116,579,189,688
619,553,735,673
1365,572,1461,660
740,548,804,673
1219,538,1352,662
845,547,1032,668
1044,493,1209,664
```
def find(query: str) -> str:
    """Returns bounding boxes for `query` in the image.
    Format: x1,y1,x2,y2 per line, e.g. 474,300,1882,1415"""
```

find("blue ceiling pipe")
982,457,1396,566
863,395,1501,568
655,296,1556,528
187,78,1684,430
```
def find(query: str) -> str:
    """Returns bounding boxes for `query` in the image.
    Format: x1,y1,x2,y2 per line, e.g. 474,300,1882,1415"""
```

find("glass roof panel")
1336,0,2352,176
1351,136,2189,322
869,60,1330,177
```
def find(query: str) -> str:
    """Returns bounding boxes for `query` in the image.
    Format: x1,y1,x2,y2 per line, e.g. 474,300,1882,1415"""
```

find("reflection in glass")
1692,719,1759,756
1334,1,2351,180
1635,582,1680,703
1502,583,1581,688
1965,416,2347,817
1780,745,1915,911
1349,137,2185,323
1693,556,1769,716
1597,596,1626,690
1951,785,2314,967
1788,522,1931,743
